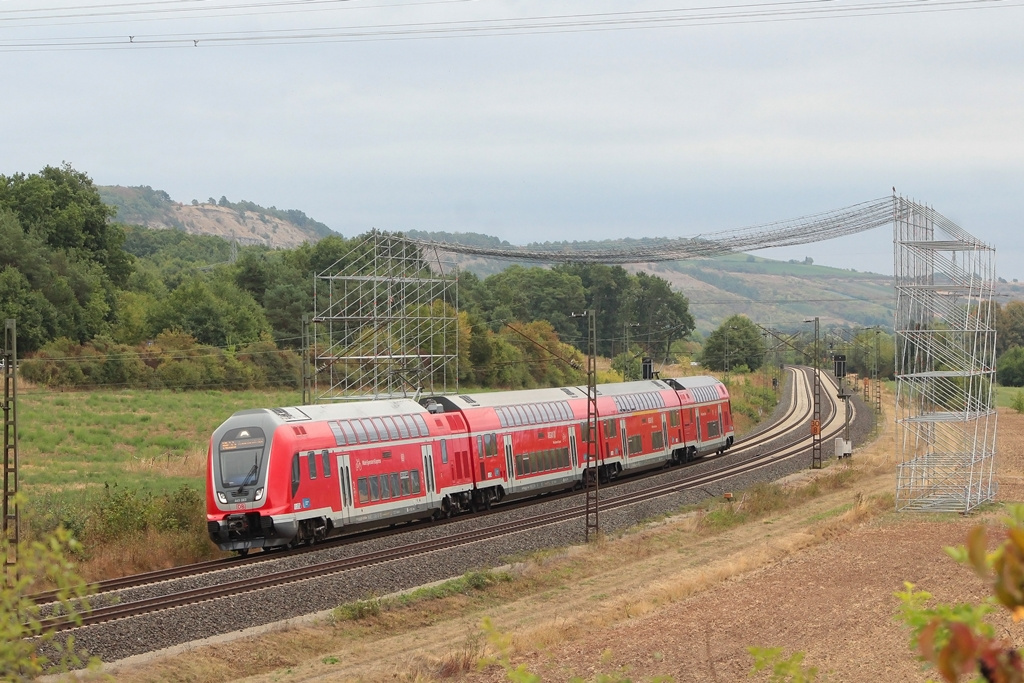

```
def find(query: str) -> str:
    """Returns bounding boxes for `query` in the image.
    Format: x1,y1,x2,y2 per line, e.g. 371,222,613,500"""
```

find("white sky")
3,0,1022,279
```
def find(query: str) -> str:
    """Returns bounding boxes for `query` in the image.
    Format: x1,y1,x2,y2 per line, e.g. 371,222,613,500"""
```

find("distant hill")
406,229,895,334
99,185,335,248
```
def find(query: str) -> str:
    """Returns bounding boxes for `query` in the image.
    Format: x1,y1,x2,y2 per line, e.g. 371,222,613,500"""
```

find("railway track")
40,365,854,633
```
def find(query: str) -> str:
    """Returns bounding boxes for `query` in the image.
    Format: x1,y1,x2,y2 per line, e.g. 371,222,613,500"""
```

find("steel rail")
44,366,848,633
30,365,820,606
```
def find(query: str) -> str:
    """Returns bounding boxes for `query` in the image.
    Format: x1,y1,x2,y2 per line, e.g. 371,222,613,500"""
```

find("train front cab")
207,409,296,553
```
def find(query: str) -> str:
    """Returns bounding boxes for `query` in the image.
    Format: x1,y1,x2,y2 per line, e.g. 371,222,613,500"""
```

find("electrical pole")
301,313,311,405
574,310,599,541
3,319,19,585
809,317,822,469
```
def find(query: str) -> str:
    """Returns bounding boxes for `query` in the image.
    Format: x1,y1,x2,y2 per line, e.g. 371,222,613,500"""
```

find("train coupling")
208,513,278,551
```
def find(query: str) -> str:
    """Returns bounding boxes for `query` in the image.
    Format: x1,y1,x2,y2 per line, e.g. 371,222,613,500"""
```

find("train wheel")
236,549,249,558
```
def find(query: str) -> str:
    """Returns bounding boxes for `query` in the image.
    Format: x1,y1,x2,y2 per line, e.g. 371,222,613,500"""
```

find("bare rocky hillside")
99,185,332,249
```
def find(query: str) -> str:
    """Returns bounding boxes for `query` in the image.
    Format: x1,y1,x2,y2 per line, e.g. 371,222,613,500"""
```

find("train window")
440,439,448,464
322,450,331,477
369,418,386,441
531,405,546,424
652,432,665,450
381,416,401,440
362,419,380,442
561,448,570,467
308,451,318,479
413,415,429,437
539,404,553,421
391,472,401,497
669,411,680,427
357,477,369,504
329,421,346,446
351,420,368,444
522,456,531,475
628,435,643,455
512,405,526,426
382,450,392,459
604,420,617,438
411,470,421,495
369,475,380,501
400,471,412,496
706,421,721,438
515,453,524,476
380,473,391,499
559,403,571,420
580,421,590,443
339,421,357,444
291,454,300,497
484,433,498,456
395,416,411,438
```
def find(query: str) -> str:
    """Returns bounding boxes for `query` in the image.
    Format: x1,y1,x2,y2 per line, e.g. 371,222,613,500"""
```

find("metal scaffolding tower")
310,232,459,402
893,198,997,513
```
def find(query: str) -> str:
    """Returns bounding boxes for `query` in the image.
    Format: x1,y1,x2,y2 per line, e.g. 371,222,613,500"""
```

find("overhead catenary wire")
1,0,1021,50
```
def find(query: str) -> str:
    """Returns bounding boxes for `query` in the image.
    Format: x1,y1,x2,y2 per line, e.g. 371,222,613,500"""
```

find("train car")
587,379,686,479
422,386,588,504
207,375,735,554
663,376,734,460
206,399,470,553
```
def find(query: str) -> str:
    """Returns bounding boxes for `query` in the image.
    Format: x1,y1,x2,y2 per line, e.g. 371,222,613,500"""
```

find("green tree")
701,315,766,372
624,272,695,363
148,274,270,347
997,301,1024,357
555,263,632,357
1,528,97,679
481,265,586,342
998,346,1024,387
0,163,132,287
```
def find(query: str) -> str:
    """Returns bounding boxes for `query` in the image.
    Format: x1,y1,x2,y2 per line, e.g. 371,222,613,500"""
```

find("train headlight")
255,487,264,501
217,492,228,504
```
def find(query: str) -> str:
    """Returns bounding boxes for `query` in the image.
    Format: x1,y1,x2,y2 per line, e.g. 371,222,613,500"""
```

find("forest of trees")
0,164,697,391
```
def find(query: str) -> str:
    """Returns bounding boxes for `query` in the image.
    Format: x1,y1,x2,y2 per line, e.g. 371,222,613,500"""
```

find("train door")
336,453,353,526
421,444,437,507
568,430,578,474
503,434,516,492
661,413,668,454
619,418,627,460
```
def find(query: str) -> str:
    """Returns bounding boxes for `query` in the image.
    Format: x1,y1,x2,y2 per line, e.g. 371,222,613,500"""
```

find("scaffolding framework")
311,233,459,402
894,198,997,513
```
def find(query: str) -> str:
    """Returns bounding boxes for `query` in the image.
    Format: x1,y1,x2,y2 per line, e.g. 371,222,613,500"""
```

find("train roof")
662,375,725,390
591,379,675,396
425,386,585,410
234,399,430,424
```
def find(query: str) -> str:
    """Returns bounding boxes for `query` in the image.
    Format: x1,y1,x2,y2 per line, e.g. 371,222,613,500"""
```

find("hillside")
406,229,895,334
99,185,334,249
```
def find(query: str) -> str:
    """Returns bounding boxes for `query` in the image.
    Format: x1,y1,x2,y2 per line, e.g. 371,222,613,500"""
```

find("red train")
207,376,734,553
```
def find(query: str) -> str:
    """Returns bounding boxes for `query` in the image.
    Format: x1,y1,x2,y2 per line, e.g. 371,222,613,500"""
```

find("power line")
1,0,1020,50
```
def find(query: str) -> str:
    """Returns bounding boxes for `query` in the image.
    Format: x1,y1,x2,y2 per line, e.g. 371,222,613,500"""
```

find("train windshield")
218,427,267,488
